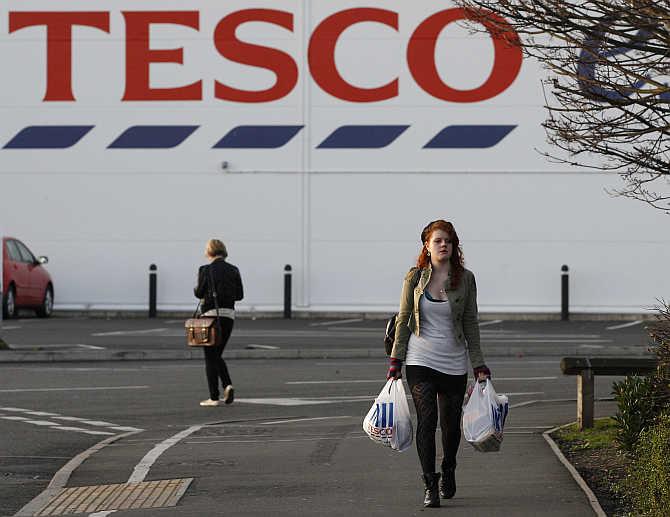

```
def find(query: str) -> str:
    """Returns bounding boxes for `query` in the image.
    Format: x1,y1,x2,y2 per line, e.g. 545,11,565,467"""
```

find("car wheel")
2,286,17,319
36,285,54,318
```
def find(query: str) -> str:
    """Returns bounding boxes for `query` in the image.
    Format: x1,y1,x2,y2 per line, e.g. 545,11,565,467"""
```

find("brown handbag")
185,316,218,346
185,266,223,347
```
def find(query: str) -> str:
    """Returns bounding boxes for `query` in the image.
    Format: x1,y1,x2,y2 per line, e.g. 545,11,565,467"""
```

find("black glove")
387,358,403,380
473,365,492,382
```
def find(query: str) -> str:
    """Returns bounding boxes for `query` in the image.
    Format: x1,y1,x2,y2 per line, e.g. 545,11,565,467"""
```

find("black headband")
421,220,454,243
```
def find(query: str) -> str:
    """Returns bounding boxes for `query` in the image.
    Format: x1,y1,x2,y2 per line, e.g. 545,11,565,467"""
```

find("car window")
5,240,22,262
14,241,36,263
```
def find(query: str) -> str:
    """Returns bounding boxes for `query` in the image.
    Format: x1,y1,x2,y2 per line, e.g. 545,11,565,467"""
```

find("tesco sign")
8,8,523,104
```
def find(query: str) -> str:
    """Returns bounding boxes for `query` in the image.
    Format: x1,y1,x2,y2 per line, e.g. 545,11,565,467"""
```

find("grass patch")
551,417,633,516
0,337,8,350
553,417,617,451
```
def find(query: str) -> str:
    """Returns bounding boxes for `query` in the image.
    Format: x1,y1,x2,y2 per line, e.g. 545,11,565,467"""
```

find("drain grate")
33,478,192,516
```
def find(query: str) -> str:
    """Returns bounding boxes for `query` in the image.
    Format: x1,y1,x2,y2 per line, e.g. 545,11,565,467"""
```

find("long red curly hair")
416,220,464,290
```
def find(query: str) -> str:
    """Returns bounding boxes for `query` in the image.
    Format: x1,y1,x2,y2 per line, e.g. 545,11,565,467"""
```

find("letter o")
407,8,522,102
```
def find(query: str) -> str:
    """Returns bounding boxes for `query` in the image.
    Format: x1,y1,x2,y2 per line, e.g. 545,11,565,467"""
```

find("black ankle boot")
440,468,456,499
422,473,441,508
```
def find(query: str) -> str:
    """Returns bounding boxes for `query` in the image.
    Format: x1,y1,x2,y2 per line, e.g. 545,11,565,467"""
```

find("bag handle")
191,300,201,318
207,264,224,340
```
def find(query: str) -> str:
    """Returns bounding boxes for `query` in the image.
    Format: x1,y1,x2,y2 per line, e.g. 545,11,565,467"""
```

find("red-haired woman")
387,220,490,508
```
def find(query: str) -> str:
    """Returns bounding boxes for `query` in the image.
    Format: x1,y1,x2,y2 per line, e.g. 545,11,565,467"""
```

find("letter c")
309,8,398,102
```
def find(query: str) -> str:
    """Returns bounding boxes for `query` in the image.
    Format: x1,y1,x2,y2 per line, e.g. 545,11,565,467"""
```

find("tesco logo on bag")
367,402,394,439
7,7,522,104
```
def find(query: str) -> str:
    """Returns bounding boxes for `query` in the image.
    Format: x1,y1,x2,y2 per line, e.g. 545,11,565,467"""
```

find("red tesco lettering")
8,8,523,103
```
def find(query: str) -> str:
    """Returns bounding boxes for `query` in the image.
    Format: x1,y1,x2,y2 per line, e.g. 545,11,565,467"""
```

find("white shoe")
199,399,220,407
223,385,235,405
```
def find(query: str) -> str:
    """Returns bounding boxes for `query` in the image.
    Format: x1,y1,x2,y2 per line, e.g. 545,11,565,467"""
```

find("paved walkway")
3,318,638,516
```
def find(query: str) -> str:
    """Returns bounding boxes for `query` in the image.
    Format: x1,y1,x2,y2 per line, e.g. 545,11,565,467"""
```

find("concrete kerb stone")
543,423,608,517
0,346,652,363
47,310,657,321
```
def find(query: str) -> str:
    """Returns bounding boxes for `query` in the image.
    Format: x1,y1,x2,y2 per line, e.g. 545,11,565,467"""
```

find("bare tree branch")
454,0,670,212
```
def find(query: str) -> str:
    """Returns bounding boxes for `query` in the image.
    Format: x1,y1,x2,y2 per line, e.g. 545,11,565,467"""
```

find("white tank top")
405,294,468,375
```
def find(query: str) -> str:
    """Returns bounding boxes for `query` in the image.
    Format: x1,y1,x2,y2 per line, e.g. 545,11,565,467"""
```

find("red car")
2,237,54,318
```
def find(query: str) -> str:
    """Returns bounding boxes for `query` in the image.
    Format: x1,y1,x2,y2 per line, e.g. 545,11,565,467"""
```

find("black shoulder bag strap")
413,267,422,287
207,265,224,343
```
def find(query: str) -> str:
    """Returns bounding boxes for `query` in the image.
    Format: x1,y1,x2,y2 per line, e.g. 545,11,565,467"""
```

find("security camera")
221,161,229,170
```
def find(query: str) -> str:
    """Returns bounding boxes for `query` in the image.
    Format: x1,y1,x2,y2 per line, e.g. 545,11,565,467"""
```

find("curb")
0,346,653,363
14,429,143,517
543,422,607,517
47,310,657,321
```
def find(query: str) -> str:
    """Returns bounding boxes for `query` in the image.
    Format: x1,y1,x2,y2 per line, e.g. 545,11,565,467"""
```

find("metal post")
284,264,292,319
561,264,569,321
577,369,594,430
149,264,157,318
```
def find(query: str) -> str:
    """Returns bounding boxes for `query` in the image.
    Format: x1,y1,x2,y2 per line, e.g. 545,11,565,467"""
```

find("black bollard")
284,264,292,319
561,265,569,321
149,264,157,318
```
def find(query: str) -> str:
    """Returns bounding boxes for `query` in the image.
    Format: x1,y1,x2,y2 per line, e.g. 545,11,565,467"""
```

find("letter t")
9,12,110,101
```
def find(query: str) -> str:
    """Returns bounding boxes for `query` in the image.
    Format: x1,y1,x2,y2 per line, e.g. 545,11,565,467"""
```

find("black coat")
194,258,244,312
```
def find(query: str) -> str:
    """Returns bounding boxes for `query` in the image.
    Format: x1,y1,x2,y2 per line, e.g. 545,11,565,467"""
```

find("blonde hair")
206,239,228,258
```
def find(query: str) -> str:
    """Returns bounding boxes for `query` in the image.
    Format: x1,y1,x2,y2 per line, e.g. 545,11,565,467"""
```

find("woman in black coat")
194,239,244,407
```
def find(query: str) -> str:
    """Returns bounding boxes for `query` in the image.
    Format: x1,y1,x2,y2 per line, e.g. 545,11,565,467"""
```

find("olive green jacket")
390,265,485,369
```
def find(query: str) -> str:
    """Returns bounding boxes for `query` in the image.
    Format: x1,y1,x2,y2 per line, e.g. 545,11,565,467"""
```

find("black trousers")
406,365,467,474
203,317,234,400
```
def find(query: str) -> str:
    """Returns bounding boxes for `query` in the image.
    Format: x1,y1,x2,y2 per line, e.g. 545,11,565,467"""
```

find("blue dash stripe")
214,125,303,149
4,126,94,149
108,126,198,149
318,125,409,149
424,125,516,149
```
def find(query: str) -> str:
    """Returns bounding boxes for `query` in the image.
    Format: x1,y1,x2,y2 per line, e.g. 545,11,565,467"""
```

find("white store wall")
1,0,668,314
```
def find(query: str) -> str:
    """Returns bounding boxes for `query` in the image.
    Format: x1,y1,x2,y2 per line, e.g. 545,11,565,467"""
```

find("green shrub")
627,411,670,516
612,375,655,452
646,302,670,411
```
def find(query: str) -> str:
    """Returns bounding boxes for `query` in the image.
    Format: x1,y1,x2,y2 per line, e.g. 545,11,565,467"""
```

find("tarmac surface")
0,316,653,362
0,316,652,516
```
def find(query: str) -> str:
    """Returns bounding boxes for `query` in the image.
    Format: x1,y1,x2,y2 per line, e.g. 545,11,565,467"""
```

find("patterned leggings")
406,365,467,474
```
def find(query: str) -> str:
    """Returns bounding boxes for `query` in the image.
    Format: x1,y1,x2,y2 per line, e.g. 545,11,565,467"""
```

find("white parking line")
128,425,203,483
487,377,557,381
0,455,72,459
189,436,372,445
25,420,59,426
0,416,115,435
0,407,144,435
91,328,167,336
483,334,604,338
286,380,382,385
606,320,642,330
54,426,114,436
482,336,613,344
309,318,364,327
0,386,148,392
259,416,353,425
479,320,503,327
287,377,557,385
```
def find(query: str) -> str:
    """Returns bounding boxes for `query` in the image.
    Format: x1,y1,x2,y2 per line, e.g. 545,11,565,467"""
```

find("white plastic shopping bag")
362,379,413,452
462,379,509,452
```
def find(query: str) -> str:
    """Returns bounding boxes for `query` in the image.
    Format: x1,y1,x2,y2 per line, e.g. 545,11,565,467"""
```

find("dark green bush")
613,302,670,453
612,375,655,452
646,302,670,411
627,411,670,516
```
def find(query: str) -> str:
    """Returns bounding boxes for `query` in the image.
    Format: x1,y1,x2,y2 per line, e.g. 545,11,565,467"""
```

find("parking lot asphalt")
1,358,622,516
0,316,654,363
